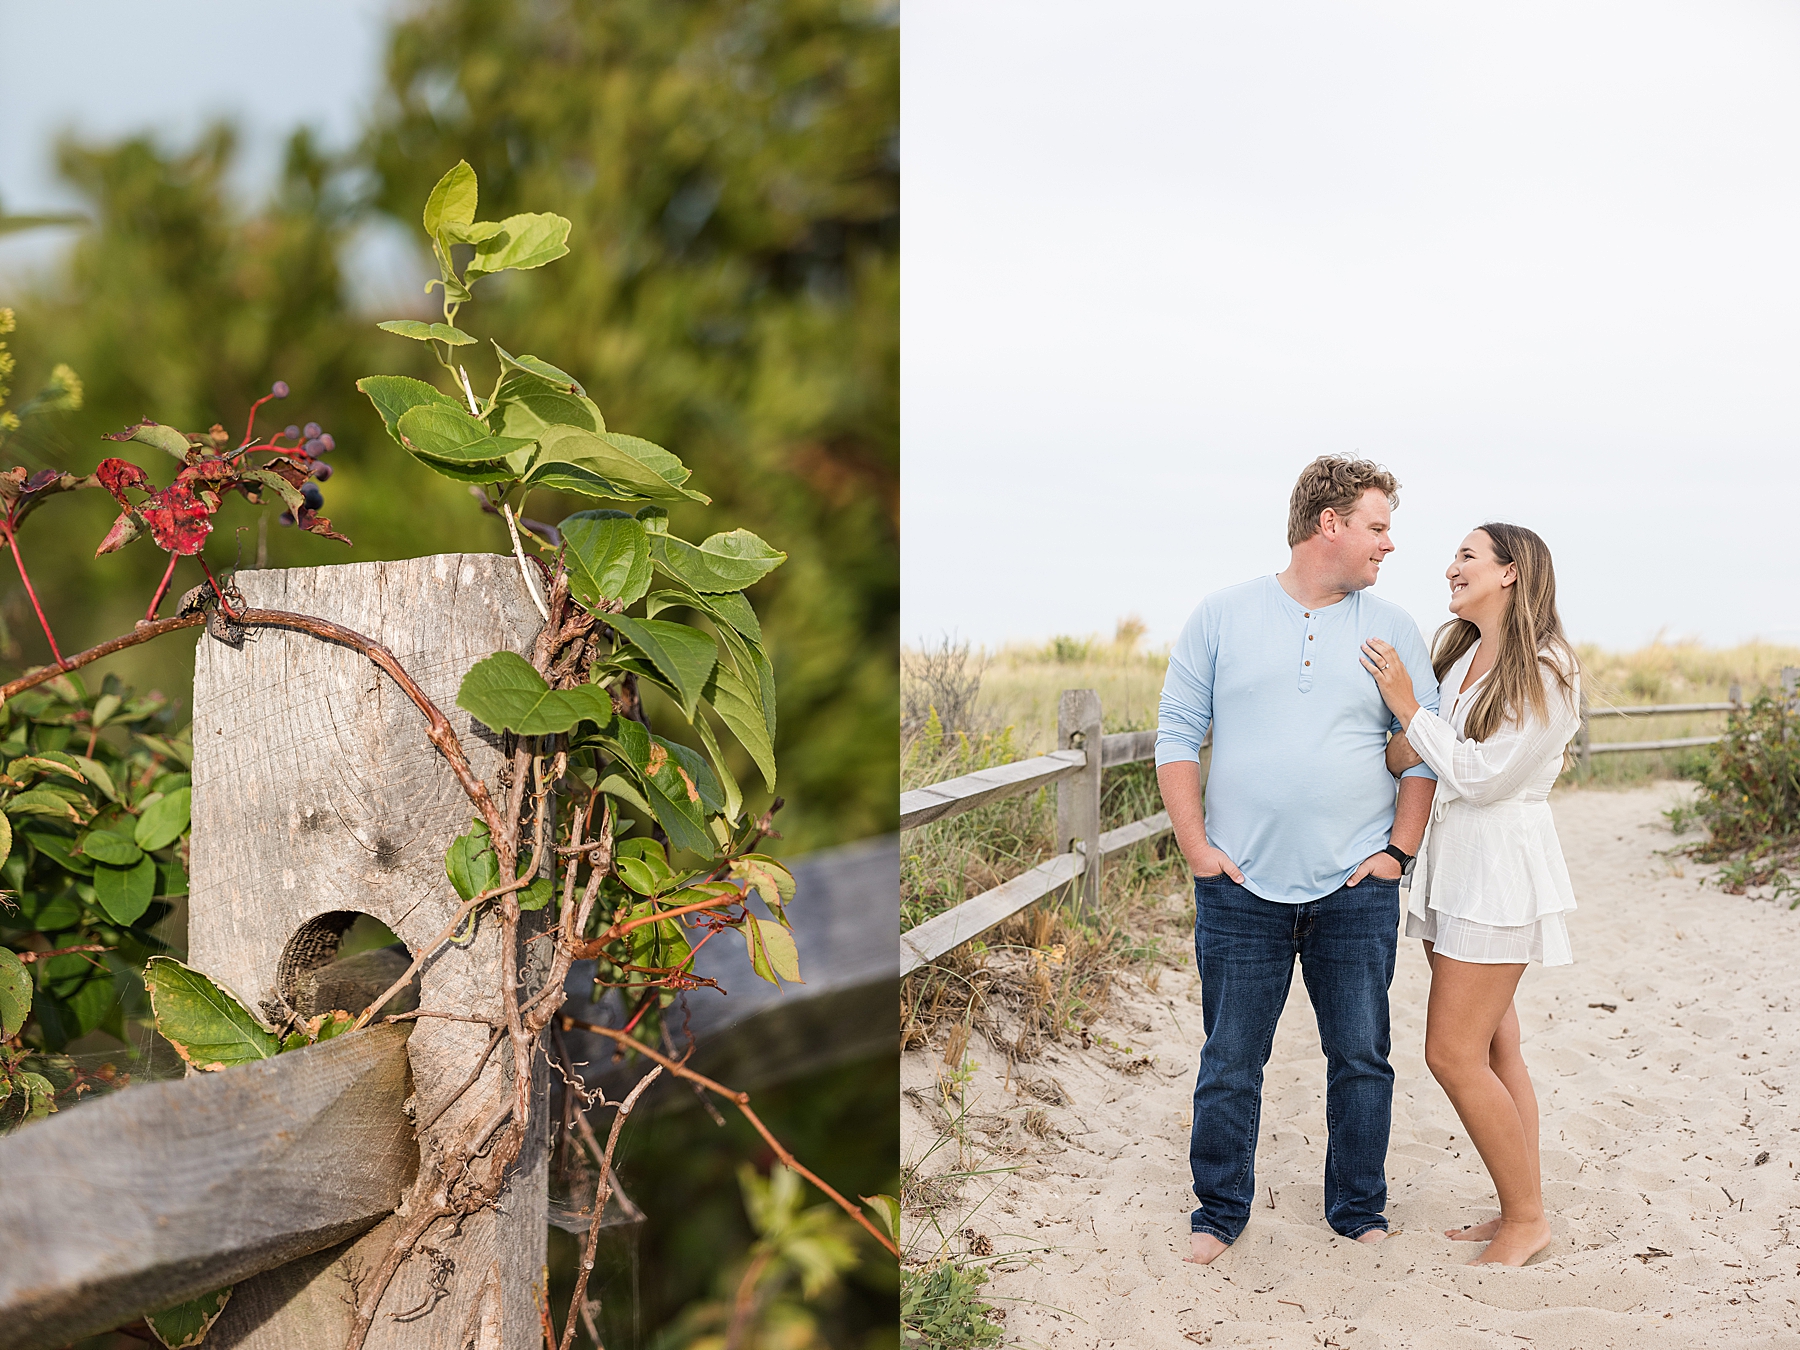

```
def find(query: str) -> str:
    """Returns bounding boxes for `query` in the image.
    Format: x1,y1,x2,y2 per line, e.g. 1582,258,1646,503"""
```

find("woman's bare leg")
1424,954,1551,1265
1445,999,1540,1240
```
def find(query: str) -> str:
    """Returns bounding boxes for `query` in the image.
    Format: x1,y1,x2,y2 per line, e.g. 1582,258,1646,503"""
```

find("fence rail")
902,670,1799,976
899,693,1190,976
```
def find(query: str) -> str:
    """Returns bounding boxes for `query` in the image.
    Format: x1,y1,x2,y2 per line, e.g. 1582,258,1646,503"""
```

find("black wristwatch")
1382,844,1414,870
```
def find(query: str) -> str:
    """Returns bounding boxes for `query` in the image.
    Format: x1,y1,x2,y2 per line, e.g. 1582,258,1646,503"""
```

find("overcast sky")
0,1,397,288
902,0,1800,652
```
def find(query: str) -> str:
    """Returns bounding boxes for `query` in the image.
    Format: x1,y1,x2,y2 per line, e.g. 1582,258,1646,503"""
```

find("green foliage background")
3,1,896,1345
4,0,897,858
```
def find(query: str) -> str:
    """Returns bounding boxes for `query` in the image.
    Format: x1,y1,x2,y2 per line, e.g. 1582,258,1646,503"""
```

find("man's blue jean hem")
1188,872,1399,1244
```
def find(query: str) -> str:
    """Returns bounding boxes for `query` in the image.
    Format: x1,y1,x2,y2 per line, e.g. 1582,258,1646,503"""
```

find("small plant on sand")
900,1259,1003,1349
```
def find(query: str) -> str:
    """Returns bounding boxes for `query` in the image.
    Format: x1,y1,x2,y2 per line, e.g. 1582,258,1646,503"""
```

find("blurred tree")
363,0,899,851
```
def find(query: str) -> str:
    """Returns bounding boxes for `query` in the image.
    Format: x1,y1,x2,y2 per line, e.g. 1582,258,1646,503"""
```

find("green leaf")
377,319,477,346
594,718,714,854
439,218,506,245
457,653,565,735
136,785,191,851
356,375,463,446
742,916,801,985
517,876,554,911
93,855,157,925
703,662,776,791
143,957,278,1070
690,709,743,823
526,425,706,504
495,378,600,439
862,1193,902,1244
608,616,717,718
651,530,786,593
445,819,501,902
80,829,143,867
70,757,117,803
422,160,478,238
659,738,723,815
492,343,585,395
239,468,306,514
560,512,651,608
0,947,29,1040
116,422,191,461
467,212,573,278
146,1286,233,1348
0,810,12,870
730,853,796,913
23,827,92,876
6,788,80,820
396,403,535,466
594,772,654,822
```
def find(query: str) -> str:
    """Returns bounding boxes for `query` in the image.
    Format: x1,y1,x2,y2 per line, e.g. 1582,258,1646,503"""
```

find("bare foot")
1468,1216,1552,1266
1186,1231,1230,1265
1355,1229,1388,1246
1446,1217,1501,1242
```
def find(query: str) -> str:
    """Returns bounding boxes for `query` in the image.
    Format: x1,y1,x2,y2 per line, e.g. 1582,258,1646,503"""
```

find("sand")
900,783,1800,1348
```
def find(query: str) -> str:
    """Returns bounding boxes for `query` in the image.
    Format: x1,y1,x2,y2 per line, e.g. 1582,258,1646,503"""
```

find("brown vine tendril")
560,1015,900,1258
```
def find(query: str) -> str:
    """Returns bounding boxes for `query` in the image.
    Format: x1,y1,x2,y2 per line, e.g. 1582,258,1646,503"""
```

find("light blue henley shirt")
1155,575,1441,904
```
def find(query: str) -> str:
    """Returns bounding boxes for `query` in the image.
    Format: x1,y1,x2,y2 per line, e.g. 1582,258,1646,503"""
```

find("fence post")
1577,687,1591,774
188,555,550,1350
1057,689,1103,913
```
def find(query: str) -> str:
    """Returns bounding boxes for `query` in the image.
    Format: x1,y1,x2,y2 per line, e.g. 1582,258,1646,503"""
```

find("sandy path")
901,783,1800,1348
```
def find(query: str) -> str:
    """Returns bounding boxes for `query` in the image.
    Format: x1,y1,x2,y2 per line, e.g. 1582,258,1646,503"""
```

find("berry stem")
1,515,65,667
240,391,278,449
145,551,180,622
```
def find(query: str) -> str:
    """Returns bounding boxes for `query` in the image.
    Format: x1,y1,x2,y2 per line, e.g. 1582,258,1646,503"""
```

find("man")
1155,455,1439,1264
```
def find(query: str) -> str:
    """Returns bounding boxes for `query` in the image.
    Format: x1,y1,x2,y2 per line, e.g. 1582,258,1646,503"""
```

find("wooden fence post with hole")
187,556,549,1350
1056,689,1103,913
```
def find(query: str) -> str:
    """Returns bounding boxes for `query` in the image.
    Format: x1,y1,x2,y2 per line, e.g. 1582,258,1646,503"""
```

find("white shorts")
1404,906,1573,967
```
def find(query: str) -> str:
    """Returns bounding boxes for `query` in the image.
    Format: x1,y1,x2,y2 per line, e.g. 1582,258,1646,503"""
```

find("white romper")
1402,643,1579,966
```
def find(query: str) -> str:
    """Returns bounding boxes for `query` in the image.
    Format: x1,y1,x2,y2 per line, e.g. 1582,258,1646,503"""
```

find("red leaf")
95,511,144,557
94,458,150,507
298,511,352,547
139,480,214,555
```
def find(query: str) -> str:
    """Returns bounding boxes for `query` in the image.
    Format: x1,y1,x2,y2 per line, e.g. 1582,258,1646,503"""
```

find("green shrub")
1677,691,1800,901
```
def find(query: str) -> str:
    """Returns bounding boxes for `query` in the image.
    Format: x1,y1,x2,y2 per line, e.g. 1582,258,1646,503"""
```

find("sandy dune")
901,783,1800,1348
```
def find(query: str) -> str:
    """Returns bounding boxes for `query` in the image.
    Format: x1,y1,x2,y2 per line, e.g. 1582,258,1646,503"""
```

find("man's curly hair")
1286,456,1400,547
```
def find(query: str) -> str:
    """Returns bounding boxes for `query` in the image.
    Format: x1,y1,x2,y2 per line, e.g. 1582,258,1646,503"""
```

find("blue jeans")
1188,872,1399,1244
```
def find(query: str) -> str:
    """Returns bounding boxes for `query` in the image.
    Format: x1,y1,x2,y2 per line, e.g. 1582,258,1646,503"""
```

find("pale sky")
902,0,1800,652
0,0,407,298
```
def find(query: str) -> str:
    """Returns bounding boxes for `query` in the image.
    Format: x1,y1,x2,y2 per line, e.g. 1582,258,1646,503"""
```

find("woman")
1359,522,1580,1268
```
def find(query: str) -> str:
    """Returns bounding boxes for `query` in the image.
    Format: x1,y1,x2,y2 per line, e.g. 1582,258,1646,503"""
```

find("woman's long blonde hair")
1431,522,1579,742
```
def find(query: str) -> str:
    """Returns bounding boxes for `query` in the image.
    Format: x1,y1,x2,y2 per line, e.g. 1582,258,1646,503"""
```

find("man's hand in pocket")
1190,845,1245,884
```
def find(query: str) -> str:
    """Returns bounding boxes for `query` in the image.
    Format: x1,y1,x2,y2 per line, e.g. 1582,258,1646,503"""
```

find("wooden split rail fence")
902,671,1800,977
898,690,1189,977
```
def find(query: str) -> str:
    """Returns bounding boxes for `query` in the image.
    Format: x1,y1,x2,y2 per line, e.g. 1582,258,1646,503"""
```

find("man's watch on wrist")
1382,843,1414,869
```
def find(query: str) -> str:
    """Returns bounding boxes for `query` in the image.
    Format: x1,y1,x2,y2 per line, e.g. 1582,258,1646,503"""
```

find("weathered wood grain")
898,749,1085,831
188,555,548,1349
898,852,1085,977
1099,810,1171,856
1100,729,1157,767
0,1024,414,1350
1057,690,1103,913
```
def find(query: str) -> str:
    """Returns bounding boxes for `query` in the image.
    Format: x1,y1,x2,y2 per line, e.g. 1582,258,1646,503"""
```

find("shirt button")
1304,612,1311,618
1307,635,1313,640
1304,660,1311,666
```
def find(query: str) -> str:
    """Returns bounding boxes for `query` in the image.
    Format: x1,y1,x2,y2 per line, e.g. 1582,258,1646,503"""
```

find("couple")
1154,456,1581,1268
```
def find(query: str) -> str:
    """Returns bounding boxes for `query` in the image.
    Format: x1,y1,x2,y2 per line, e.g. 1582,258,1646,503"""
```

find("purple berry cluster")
274,401,337,526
